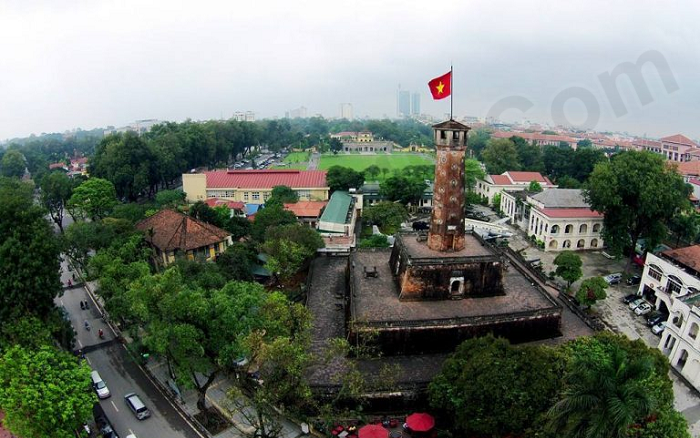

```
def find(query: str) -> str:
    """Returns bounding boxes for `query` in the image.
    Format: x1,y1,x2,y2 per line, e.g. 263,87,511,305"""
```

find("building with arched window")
500,188,604,252
645,245,700,390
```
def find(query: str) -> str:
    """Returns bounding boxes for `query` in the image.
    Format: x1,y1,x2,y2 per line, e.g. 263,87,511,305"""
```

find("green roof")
320,191,353,225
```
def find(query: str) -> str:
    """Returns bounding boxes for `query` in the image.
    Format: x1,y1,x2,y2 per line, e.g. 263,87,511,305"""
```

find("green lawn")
284,151,310,164
318,153,433,173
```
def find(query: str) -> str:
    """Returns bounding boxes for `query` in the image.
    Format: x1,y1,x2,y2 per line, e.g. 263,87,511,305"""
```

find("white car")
634,302,653,316
628,298,645,310
604,273,623,285
652,321,667,335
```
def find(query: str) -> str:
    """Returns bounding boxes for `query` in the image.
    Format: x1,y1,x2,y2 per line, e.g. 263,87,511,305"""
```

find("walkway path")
306,152,320,170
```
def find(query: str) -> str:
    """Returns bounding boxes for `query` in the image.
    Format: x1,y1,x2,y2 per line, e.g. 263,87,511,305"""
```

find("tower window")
440,130,447,139
453,131,459,140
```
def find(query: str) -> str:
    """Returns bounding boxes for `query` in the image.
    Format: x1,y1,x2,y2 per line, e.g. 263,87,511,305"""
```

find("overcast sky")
0,0,698,140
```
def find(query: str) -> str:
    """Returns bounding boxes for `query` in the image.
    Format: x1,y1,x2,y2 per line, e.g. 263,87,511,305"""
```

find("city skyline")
0,1,698,140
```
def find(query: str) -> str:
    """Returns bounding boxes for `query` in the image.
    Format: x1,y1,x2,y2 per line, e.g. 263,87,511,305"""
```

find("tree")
262,224,323,282
155,189,186,208
40,171,74,233
547,347,656,438
250,204,297,242
576,276,608,308
0,345,94,438
668,212,700,246
380,175,426,205
492,192,502,210
68,177,118,220
554,251,583,289
584,151,691,271
464,158,485,191
0,150,26,178
577,139,593,148
430,335,563,437
216,243,256,282
528,180,543,192
362,202,408,233
0,178,62,326
89,132,157,201
268,185,299,205
359,234,390,248
556,175,582,189
481,138,521,175
364,165,381,181
189,201,225,227
468,128,491,159
125,269,309,423
512,136,544,172
329,137,343,154
326,166,364,192
63,218,135,271
224,216,252,241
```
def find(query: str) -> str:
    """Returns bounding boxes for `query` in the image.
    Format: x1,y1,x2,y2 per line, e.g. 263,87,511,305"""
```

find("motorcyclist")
84,320,90,331
98,329,104,339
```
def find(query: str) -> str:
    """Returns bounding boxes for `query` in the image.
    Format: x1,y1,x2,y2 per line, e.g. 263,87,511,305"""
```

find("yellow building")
136,209,232,266
182,169,329,204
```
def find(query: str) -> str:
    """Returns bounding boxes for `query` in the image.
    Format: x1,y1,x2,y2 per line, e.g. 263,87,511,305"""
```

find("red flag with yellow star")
428,71,451,100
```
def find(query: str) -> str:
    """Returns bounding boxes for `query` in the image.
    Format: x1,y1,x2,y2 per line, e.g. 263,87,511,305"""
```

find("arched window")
649,264,663,281
565,224,573,234
689,323,699,340
678,349,689,369
577,239,585,248
579,224,588,234
591,238,599,248
593,223,601,233
551,225,559,234
673,313,684,328
549,240,558,249
667,275,683,295
563,240,571,248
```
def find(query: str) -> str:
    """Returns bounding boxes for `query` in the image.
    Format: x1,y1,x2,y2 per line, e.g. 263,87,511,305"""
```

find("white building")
642,245,700,387
475,171,556,205
340,103,353,120
500,189,604,251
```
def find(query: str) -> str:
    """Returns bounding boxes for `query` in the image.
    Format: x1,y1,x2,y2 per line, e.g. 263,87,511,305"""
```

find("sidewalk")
82,278,306,438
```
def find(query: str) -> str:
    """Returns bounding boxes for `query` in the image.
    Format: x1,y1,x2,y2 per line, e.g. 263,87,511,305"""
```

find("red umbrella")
358,424,389,438
405,412,435,432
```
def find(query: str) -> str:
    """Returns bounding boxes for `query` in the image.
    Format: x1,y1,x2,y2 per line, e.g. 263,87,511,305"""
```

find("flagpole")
450,64,453,120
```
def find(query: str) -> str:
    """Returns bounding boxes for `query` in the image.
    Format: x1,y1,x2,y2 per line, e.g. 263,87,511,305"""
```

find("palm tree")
547,347,656,438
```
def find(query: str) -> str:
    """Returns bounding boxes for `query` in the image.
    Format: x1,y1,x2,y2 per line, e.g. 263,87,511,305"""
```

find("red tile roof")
661,245,700,269
49,162,65,169
204,198,245,210
284,201,327,218
204,170,327,189
136,209,230,252
538,208,602,218
490,175,511,185
506,171,551,184
633,138,662,148
661,134,698,147
676,161,700,176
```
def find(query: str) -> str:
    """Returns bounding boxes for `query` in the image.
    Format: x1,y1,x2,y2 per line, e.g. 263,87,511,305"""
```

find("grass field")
271,151,310,170
318,153,433,172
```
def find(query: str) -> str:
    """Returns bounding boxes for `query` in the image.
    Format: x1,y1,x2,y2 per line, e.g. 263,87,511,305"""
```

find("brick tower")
428,120,470,252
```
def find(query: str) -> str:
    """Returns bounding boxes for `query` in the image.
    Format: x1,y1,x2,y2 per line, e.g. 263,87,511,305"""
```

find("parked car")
646,312,667,327
124,393,151,420
628,298,645,310
622,293,639,304
604,273,623,285
626,275,642,286
93,403,119,438
652,321,667,335
90,370,111,399
634,302,653,316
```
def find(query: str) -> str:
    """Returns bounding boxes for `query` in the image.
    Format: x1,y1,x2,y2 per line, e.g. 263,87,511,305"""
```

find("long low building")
475,171,556,205
183,169,329,204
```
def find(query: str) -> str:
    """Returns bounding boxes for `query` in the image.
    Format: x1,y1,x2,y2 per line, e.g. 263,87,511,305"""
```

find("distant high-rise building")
397,89,411,118
233,111,255,122
287,106,307,119
411,93,420,116
340,103,353,120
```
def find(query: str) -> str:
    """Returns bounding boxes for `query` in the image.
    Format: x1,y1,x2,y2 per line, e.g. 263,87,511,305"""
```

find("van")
124,393,151,420
90,370,111,399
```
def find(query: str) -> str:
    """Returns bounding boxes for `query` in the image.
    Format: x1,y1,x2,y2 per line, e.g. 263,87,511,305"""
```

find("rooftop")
538,208,602,218
661,245,700,271
531,188,590,208
399,232,495,261
204,198,245,210
676,161,700,176
319,191,353,225
284,201,327,218
136,209,231,252
203,169,327,189
432,119,471,131
661,134,698,147
487,171,554,186
349,248,558,325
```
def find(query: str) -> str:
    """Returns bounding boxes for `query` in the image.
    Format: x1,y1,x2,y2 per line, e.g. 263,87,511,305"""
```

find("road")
57,260,202,438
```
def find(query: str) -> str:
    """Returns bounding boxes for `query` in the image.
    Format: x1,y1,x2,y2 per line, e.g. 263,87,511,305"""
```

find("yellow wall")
183,174,207,202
